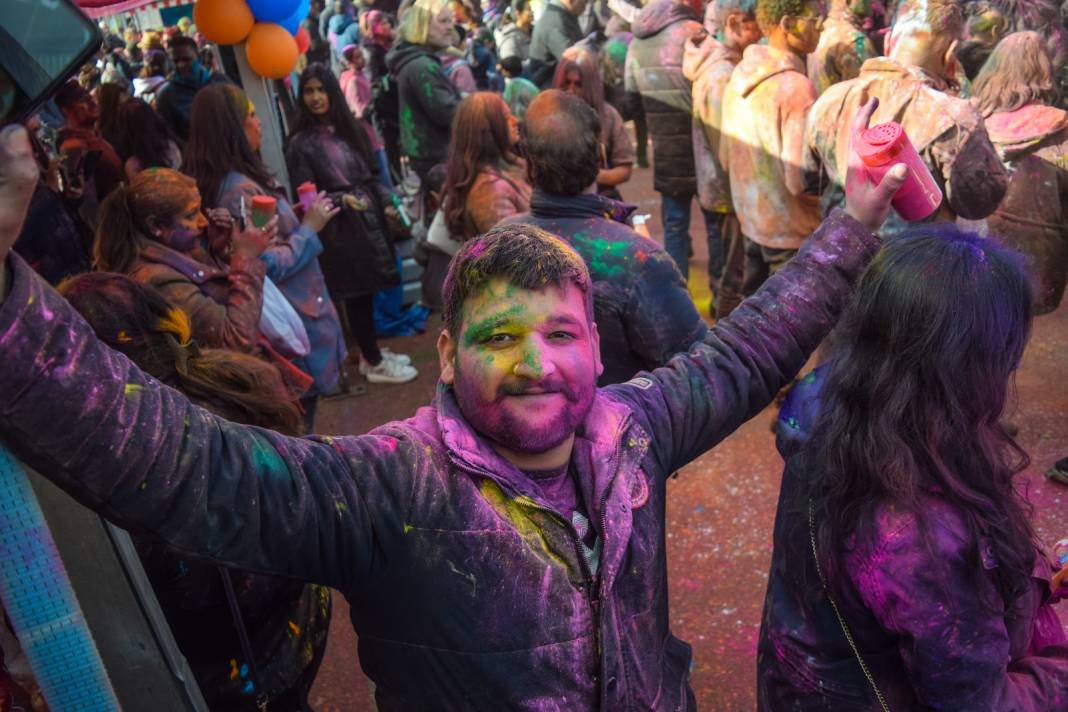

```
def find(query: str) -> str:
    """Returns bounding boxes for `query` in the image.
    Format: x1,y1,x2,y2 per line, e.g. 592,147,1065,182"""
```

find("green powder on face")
462,303,526,347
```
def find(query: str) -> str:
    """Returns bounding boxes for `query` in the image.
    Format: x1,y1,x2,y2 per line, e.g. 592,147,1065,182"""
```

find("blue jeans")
660,192,726,284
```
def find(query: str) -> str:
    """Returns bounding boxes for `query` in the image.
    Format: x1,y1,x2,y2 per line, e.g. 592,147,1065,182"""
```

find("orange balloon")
193,0,254,45
245,22,299,79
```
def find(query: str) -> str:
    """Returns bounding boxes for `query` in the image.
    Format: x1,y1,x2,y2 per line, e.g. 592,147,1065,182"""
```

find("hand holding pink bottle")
854,120,943,221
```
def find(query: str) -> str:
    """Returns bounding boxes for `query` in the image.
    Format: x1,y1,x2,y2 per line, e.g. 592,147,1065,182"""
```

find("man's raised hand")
844,97,908,233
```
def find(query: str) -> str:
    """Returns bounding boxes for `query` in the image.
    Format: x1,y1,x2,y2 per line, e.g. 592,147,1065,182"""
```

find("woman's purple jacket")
757,369,1068,711
2,211,875,710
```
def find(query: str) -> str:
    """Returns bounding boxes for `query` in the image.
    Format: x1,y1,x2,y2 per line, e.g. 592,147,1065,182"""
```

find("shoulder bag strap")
218,567,269,712
808,499,892,712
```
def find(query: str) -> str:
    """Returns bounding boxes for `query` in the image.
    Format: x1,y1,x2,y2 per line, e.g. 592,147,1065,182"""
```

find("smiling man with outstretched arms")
0,104,904,711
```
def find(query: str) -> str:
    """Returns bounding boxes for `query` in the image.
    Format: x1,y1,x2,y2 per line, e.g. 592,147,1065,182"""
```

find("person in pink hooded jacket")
973,31,1068,315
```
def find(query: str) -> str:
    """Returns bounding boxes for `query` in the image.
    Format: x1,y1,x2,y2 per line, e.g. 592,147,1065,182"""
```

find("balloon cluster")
193,0,312,78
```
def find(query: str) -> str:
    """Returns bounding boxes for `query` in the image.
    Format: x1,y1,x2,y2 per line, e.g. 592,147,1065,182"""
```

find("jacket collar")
859,56,950,92
139,241,225,285
436,382,640,500
529,189,637,224
435,382,651,586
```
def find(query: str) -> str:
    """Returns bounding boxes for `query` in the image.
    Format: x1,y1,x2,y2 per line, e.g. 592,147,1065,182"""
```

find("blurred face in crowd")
562,0,588,16
150,188,209,253
516,4,533,28
724,11,762,50
171,44,198,78
848,0,870,17
348,48,366,72
66,95,100,129
439,278,602,462
427,5,456,50
560,68,583,97
787,2,823,55
302,77,330,116
243,103,262,151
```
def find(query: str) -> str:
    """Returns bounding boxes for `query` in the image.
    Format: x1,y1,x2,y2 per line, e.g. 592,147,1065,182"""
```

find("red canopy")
77,0,184,18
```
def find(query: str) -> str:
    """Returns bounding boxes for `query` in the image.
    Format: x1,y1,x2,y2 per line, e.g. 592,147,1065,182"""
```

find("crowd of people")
2,0,1068,707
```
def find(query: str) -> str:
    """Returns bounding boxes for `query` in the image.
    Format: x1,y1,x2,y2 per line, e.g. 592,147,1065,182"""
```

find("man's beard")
453,371,596,455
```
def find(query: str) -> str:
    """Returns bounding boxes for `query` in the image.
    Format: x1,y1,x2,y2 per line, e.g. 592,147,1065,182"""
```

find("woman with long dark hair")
185,83,353,420
552,45,634,198
58,272,331,712
441,91,529,240
757,225,1068,709
111,98,182,180
286,63,417,383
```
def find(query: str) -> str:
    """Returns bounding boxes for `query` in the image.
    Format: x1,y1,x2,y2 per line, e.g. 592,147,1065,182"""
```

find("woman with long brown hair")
441,91,530,240
58,272,331,712
185,83,349,423
972,30,1068,315
553,45,635,198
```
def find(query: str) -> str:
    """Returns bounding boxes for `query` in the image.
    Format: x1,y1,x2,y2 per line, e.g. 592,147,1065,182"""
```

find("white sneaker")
363,358,418,384
380,348,411,366
358,352,412,375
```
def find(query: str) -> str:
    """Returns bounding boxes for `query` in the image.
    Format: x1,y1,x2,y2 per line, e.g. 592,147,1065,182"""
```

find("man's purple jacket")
0,211,875,710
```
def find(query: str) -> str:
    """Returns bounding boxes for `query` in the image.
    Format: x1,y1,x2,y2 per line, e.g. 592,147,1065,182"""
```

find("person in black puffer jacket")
625,0,725,286
386,0,463,181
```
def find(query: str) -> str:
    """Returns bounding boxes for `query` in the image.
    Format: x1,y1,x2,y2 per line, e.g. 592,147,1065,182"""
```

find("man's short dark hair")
169,35,198,54
499,55,523,77
523,90,601,196
442,223,592,338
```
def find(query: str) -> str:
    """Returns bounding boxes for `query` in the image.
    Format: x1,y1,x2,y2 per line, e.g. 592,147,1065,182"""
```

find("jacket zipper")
451,424,633,710
452,459,606,703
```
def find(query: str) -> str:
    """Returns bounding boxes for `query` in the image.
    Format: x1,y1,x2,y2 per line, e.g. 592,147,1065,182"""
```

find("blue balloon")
279,0,310,35
248,0,301,24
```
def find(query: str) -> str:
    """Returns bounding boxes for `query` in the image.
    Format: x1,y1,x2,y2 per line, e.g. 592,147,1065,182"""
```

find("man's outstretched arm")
0,127,387,592
607,100,908,476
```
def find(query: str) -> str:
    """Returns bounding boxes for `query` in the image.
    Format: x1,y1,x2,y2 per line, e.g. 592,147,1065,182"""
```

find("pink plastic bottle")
297,181,318,213
854,122,943,221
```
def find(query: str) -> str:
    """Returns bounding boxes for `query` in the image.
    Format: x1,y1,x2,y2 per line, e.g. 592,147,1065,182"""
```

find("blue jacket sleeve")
260,225,324,283
0,253,402,593
605,210,880,476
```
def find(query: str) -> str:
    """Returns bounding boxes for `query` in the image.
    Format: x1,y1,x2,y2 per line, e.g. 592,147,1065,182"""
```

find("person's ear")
725,11,741,36
942,38,961,77
438,328,458,384
144,215,164,237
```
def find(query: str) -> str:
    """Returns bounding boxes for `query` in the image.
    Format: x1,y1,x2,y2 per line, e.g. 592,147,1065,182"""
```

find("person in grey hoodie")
625,0,723,285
